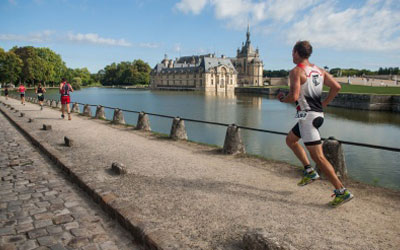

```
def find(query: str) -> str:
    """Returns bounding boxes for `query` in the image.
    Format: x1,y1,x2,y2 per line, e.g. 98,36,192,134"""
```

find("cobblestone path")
0,113,139,250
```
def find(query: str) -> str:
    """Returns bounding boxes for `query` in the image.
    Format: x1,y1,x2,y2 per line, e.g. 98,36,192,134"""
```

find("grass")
333,84,400,95
248,84,400,95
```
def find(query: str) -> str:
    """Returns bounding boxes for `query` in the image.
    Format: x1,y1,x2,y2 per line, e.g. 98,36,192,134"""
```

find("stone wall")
235,87,400,112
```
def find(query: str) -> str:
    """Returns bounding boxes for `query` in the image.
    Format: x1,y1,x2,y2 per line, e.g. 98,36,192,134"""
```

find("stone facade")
231,26,264,87
150,26,263,92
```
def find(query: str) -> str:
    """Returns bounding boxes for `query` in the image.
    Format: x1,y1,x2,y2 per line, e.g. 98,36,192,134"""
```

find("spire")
246,23,250,43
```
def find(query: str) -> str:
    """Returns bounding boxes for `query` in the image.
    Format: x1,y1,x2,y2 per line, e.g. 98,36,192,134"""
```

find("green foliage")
100,59,151,86
263,69,289,77
9,46,67,86
0,48,23,84
71,77,82,90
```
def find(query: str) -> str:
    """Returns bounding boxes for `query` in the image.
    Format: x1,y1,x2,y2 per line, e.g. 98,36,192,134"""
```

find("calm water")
26,88,400,190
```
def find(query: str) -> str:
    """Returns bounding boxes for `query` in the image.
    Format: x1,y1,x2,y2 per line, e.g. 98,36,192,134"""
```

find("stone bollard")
223,124,245,154
243,229,297,250
56,101,62,109
46,100,51,106
95,105,106,119
72,103,80,113
170,117,188,140
320,137,347,179
82,104,92,117
111,162,127,175
51,100,57,108
136,112,151,131
42,124,52,130
20,113,25,117
112,109,125,125
64,136,74,147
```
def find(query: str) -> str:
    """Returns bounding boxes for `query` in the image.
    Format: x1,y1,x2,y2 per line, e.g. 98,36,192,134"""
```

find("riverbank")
235,87,400,112
1,96,399,249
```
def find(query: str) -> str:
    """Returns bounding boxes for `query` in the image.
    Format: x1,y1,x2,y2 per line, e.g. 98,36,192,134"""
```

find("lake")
26,87,400,190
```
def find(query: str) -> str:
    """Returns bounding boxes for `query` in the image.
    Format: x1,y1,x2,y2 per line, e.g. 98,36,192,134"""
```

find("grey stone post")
56,101,62,109
136,112,151,131
95,105,106,119
112,109,125,125
170,117,187,140
72,103,80,113
321,137,347,179
223,124,245,154
51,100,57,108
46,100,51,106
82,104,92,117
64,136,74,147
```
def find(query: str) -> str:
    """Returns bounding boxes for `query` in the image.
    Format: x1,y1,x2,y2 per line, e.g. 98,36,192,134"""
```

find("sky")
0,0,399,73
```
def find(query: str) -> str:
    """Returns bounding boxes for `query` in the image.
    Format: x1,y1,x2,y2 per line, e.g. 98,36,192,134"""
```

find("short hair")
293,41,313,59
62,77,66,82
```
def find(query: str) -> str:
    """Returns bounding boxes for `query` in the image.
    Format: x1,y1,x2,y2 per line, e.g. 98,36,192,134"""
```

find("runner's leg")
306,144,343,190
286,131,310,167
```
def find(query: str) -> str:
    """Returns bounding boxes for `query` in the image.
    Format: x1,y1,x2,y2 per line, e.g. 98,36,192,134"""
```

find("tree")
0,47,23,85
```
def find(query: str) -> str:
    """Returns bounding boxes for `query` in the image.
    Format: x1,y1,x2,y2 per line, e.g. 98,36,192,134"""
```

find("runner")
18,83,26,105
59,78,74,120
277,41,353,207
4,87,9,100
35,83,46,110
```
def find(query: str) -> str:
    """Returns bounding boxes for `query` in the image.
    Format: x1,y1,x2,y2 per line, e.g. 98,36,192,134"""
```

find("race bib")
38,93,43,96
295,111,308,120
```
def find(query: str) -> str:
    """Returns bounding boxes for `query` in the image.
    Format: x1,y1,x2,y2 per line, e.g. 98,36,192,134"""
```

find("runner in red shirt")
59,78,74,120
18,83,26,105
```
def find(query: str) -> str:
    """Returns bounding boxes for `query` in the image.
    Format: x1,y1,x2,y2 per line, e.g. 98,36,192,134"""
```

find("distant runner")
35,83,46,110
59,78,74,120
18,83,26,105
277,41,353,207
4,87,9,100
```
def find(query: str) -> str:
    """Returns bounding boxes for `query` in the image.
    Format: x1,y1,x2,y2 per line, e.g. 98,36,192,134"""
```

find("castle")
150,27,263,92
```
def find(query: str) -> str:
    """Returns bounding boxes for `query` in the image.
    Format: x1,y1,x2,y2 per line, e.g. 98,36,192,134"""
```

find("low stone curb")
0,105,165,250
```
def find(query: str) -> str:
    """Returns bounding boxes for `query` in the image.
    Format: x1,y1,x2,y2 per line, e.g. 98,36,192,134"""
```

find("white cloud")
67,33,132,47
174,43,182,52
139,42,160,48
0,30,54,42
175,0,208,15
287,1,400,51
175,0,400,52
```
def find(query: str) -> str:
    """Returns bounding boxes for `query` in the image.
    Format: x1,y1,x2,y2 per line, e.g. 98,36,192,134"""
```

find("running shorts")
38,95,44,101
61,95,70,104
291,111,324,146
20,93,25,97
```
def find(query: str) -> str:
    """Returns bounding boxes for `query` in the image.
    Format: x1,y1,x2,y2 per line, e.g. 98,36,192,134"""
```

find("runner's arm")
280,68,301,103
322,70,341,107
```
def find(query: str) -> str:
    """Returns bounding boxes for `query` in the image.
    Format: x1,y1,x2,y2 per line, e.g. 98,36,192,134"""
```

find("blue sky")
1,0,399,73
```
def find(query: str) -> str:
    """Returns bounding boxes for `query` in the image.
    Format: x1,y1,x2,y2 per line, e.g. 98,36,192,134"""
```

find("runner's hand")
277,92,285,102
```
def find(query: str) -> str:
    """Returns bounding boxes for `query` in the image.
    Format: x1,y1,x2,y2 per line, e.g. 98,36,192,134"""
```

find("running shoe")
40,106,43,110
297,169,320,186
330,189,354,208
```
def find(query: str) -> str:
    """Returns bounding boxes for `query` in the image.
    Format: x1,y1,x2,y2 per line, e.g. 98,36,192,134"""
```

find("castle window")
211,79,213,85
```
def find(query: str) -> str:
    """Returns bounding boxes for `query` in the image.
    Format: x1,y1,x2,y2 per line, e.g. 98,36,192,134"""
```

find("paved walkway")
1,96,400,249
0,113,139,249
